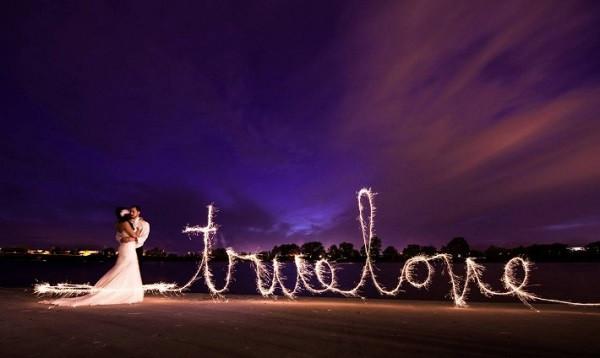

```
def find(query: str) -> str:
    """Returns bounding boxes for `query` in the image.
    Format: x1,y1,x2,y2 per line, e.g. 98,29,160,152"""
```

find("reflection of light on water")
36,189,600,310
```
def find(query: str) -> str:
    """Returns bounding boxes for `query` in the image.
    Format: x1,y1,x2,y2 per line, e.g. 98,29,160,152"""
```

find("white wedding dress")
45,232,144,306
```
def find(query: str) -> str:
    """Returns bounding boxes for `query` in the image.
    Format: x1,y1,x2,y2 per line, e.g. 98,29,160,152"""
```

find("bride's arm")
117,222,138,242
125,224,139,238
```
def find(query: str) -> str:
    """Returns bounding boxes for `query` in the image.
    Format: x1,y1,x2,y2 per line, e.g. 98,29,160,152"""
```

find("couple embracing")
44,206,150,307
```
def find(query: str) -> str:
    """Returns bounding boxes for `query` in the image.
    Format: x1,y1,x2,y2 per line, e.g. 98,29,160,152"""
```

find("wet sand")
1,288,599,357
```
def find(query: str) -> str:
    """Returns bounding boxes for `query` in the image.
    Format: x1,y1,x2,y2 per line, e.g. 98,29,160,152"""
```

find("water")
2,259,600,304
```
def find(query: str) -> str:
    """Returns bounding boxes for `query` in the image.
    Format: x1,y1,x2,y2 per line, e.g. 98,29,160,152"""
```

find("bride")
43,208,144,306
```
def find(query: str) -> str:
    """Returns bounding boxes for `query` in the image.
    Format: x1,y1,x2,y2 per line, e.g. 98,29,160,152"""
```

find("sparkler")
35,189,600,309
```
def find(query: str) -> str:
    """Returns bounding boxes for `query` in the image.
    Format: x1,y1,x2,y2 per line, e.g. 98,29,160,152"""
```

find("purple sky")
1,1,599,253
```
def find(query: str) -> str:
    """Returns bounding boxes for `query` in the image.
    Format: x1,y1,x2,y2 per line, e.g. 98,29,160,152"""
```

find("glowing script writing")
36,189,600,309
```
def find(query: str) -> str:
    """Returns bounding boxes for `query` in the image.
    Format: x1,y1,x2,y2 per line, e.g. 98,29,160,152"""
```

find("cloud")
538,216,600,232
320,1,600,247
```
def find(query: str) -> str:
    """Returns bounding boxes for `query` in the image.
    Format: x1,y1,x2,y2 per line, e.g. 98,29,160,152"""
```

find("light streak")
34,282,178,296
36,189,600,309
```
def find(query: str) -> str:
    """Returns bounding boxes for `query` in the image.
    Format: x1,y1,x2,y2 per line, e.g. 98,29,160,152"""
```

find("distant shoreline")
0,252,198,262
2,252,600,263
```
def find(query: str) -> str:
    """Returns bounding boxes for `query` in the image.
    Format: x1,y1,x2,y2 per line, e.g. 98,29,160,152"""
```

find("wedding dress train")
45,237,143,306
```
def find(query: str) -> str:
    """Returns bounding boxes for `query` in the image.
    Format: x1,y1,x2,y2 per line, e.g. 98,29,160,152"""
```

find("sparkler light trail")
35,189,600,309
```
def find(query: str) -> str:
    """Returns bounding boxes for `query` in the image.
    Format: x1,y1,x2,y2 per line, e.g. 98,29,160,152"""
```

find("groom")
129,205,150,273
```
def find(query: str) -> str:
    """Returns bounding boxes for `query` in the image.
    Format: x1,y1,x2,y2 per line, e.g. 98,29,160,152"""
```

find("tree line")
3,237,600,262
188,236,600,263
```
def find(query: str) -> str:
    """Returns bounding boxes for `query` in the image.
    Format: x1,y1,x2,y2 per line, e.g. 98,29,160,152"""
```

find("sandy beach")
1,289,599,357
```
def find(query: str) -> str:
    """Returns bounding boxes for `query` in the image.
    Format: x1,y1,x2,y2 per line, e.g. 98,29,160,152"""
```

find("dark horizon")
1,1,600,254
3,238,598,263
1,228,599,254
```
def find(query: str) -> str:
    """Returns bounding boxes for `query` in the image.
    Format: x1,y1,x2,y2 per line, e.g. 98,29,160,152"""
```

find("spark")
34,282,177,296
35,189,600,309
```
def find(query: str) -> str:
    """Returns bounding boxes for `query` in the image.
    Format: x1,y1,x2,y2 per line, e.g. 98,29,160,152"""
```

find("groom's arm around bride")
130,205,150,273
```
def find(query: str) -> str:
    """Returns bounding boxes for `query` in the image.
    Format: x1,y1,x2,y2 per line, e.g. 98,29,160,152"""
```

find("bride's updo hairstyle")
115,207,131,222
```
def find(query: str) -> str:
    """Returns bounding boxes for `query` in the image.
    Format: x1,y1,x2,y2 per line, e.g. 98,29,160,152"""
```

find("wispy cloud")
538,217,600,231
321,1,600,246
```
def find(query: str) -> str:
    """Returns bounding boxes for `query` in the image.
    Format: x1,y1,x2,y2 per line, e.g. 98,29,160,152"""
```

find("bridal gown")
45,232,144,306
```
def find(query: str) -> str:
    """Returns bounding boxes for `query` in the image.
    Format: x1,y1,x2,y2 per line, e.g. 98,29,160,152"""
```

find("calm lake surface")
2,259,600,303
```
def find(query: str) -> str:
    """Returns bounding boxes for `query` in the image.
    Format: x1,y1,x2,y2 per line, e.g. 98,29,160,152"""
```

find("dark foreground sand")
1,289,599,357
